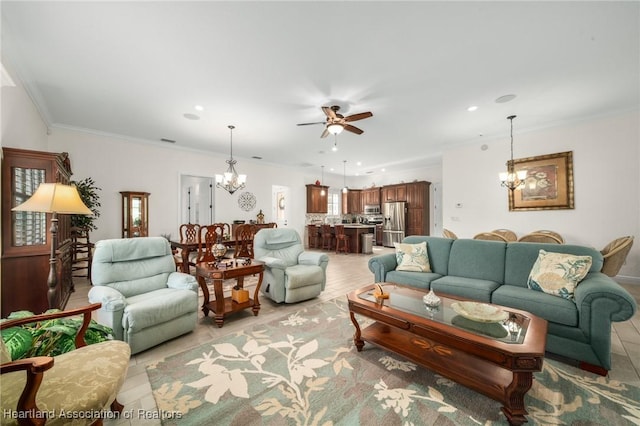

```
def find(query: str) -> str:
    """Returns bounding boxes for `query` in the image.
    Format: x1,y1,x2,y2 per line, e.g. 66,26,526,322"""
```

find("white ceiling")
2,1,639,176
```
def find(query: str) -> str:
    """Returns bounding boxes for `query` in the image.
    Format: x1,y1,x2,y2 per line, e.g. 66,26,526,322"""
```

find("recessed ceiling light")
183,113,200,120
381,168,386,172
495,94,517,103
467,105,478,112
194,105,204,111
357,161,362,166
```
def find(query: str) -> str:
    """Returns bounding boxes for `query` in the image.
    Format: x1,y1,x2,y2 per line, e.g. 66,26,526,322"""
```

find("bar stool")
334,224,350,254
321,224,333,250
307,224,319,248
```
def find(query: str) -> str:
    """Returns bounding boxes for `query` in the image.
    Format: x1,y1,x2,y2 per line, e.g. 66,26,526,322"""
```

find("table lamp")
12,183,93,308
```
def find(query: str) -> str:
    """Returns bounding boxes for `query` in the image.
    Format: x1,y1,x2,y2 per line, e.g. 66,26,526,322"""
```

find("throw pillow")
527,249,592,300
394,241,431,272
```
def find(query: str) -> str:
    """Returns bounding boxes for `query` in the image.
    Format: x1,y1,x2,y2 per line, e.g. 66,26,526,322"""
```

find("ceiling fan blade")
320,128,330,138
344,124,364,135
322,106,338,120
297,121,326,126
344,111,373,122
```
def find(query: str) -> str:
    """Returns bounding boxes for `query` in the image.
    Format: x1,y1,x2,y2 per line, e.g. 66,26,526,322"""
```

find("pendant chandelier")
216,125,247,195
342,160,348,194
499,115,527,191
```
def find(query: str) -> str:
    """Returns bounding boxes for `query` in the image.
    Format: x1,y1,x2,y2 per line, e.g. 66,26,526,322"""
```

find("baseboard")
615,275,640,285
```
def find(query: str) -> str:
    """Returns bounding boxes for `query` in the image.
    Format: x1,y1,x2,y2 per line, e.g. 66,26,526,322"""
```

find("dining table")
171,238,237,273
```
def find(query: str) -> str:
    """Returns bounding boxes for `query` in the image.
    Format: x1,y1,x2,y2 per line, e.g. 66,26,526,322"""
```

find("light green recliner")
253,228,329,303
89,237,198,354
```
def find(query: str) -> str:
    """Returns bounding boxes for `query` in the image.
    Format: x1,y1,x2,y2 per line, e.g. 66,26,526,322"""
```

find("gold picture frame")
508,151,574,211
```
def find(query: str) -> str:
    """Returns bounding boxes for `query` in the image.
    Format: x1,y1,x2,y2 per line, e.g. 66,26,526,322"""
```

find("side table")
195,259,265,327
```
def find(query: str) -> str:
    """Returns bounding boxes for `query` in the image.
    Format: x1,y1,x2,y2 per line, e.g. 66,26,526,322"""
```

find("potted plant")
70,177,101,231
1,309,114,360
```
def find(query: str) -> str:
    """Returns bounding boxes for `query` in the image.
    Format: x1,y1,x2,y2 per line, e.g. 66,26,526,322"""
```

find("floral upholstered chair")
0,304,130,425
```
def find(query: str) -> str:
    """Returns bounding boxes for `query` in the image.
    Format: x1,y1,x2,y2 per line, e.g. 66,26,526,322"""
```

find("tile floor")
66,246,640,425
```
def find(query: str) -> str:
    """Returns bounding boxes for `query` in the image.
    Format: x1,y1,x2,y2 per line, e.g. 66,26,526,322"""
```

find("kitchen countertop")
311,224,376,228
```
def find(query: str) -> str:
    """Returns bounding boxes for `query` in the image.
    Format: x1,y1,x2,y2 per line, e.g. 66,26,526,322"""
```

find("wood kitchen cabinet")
405,181,431,237
381,184,407,202
342,189,362,214
361,187,380,207
306,184,329,213
1,147,74,315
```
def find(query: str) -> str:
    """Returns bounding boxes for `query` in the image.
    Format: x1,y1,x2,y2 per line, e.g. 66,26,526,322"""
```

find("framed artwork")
508,151,574,211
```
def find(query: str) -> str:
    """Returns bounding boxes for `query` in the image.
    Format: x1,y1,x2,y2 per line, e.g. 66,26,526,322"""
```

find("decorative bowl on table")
422,289,441,307
451,301,508,323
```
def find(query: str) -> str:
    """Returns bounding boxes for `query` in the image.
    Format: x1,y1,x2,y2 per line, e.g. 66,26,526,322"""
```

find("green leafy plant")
1,310,113,360
70,177,101,231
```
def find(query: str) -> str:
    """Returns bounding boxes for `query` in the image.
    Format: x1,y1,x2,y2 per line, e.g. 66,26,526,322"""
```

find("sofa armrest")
167,271,198,292
368,253,398,283
88,287,126,312
574,273,637,323
298,251,329,266
258,256,288,270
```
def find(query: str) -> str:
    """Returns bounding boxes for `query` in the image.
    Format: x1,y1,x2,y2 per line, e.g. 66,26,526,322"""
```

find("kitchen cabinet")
381,184,407,202
342,189,361,214
405,181,431,237
361,187,380,207
121,191,150,238
1,147,74,315
306,184,329,213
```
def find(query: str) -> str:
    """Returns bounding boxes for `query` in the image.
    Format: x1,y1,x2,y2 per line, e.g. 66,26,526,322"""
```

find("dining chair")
234,223,257,258
473,232,508,242
334,224,350,254
517,232,563,244
600,236,634,277
442,228,458,239
197,223,227,263
532,230,565,243
491,229,518,242
307,224,320,248
321,224,333,250
175,223,200,270
70,226,94,282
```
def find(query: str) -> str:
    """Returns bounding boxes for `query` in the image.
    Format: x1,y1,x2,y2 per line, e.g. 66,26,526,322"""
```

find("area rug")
147,298,640,425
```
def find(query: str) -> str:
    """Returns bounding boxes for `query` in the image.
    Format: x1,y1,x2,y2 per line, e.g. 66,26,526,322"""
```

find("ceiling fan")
297,105,373,138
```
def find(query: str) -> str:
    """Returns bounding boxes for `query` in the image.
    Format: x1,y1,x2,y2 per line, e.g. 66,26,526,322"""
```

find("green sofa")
368,235,637,374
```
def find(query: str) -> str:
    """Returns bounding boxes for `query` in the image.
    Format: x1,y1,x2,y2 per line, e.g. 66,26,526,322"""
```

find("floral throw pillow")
394,241,431,272
527,250,592,300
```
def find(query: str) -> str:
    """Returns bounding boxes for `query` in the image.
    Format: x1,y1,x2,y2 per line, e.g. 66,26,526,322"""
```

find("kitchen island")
309,224,376,253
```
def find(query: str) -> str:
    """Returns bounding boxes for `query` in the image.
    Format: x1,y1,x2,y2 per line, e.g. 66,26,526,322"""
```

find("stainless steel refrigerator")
383,201,406,247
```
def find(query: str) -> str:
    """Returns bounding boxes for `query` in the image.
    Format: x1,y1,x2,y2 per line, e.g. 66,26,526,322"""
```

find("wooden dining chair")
532,230,565,244
197,223,226,263
518,232,563,244
234,223,257,258
307,224,320,248
334,224,350,254
174,223,200,270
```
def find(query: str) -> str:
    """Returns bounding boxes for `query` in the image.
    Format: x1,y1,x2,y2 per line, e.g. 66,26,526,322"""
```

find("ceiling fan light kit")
297,105,372,138
216,125,247,195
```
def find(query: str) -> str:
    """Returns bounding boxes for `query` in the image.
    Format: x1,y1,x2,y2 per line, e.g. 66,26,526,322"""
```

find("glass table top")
357,284,530,344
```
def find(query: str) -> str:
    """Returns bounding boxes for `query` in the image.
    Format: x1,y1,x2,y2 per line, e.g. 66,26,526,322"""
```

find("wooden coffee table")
196,258,265,328
347,283,547,425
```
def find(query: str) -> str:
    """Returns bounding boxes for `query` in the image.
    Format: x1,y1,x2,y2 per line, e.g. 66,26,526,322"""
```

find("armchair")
89,237,199,354
253,228,329,303
1,303,130,426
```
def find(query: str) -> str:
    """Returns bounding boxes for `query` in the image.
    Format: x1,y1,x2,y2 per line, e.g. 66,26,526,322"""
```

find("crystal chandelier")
499,115,527,191
216,125,247,194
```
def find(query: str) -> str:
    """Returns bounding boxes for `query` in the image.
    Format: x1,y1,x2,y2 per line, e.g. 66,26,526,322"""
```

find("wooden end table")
196,259,265,328
347,283,547,425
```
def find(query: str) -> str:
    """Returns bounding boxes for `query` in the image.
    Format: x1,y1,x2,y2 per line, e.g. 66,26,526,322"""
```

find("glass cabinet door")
120,191,150,238
12,166,47,247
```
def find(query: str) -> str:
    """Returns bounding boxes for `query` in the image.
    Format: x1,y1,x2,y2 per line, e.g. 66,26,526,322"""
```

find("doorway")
272,185,290,228
179,174,214,226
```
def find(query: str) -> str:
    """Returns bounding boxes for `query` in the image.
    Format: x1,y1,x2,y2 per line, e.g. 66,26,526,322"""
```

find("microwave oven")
364,204,381,215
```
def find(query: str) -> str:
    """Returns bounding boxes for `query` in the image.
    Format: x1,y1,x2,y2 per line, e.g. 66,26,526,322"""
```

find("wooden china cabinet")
120,191,150,238
1,147,74,315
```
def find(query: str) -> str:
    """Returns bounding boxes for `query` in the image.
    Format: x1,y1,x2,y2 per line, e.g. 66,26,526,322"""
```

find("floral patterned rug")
147,298,640,425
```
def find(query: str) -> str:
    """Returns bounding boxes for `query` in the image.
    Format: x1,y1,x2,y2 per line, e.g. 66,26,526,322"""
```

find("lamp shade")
327,123,344,135
12,183,93,215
